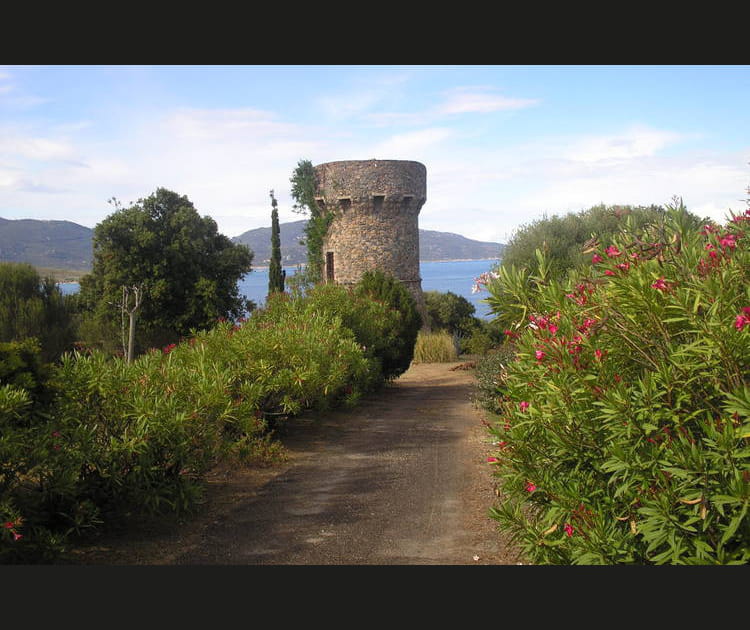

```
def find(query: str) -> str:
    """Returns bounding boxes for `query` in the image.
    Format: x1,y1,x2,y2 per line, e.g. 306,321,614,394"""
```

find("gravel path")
67,362,524,565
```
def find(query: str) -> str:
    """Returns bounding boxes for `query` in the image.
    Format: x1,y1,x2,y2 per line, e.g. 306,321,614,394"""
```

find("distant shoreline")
250,258,499,271
53,258,500,281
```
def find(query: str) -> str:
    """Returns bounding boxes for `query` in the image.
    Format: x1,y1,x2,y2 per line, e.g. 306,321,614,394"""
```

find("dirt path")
66,362,524,565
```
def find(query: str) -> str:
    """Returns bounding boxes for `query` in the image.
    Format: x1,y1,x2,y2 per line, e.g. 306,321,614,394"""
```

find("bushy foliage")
280,282,403,389
482,200,750,564
424,290,503,355
0,262,77,361
0,296,375,562
354,270,422,379
472,344,517,412
498,203,708,281
289,159,332,286
424,290,477,336
413,330,459,363
77,189,253,355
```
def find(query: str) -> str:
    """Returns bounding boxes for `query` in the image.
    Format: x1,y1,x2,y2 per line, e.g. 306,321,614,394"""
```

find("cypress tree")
268,189,284,296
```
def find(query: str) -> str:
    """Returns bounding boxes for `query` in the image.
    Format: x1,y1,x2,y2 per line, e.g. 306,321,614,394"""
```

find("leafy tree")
289,158,332,286
354,270,422,379
424,290,477,337
0,262,76,362
268,190,284,297
499,203,709,280
78,188,253,355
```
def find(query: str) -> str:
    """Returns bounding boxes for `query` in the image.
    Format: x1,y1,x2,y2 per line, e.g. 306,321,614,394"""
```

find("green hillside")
0,216,504,274
0,217,93,271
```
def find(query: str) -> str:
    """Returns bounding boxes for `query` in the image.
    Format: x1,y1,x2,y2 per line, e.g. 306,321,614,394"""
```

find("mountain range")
232,219,503,266
0,217,94,271
0,216,504,271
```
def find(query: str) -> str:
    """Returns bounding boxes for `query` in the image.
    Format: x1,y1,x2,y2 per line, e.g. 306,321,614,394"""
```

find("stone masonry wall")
313,159,427,321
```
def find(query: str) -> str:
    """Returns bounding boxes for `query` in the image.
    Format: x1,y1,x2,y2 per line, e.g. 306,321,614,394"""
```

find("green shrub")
354,270,422,380
497,203,708,281
482,200,750,564
1,291,377,562
461,319,506,356
0,262,77,362
472,345,517,412
424,290,476,335
413,330,458,363
280,282,400,390
0,339,96,564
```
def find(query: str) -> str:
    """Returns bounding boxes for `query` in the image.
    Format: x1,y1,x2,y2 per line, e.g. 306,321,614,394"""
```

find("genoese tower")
313,159,427,319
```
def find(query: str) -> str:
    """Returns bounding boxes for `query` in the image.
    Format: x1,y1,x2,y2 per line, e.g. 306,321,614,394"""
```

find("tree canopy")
78,188,253,354
499,202,710,279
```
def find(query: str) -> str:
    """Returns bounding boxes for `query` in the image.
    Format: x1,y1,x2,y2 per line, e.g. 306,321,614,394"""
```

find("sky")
0,65,748,245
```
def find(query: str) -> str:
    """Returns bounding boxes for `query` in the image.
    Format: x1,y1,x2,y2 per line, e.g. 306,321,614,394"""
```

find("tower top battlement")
313,160,426,209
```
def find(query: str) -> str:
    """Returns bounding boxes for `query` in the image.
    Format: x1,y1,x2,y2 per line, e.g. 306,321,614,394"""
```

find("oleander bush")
0,290,379,562
482,200,750,564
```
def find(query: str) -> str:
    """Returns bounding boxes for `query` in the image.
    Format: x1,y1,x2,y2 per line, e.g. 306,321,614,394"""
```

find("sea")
58,259,500,320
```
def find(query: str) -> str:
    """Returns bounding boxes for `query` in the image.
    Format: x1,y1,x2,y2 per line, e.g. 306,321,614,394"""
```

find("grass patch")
413,330,458,363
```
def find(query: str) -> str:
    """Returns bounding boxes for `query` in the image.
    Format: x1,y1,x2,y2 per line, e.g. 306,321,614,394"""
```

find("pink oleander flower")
651,277,668,291
3,522,13,529
605,245,621,257
720,233,738,249
564,523,574,537
548,324,558,335
604,269,616,276
12,532,22,541
616,262,630,271
592,253,603,264
594,349,603,361
735,314,750,331
163,343,177,354
525,481,537,492
519,401,529,412
535,350,545,362
487,457,499,463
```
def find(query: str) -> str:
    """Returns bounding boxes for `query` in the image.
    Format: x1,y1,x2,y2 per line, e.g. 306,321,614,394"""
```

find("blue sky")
1,65,748,245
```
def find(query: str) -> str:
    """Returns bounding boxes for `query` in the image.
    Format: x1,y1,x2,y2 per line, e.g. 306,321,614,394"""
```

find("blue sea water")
58,259,500,320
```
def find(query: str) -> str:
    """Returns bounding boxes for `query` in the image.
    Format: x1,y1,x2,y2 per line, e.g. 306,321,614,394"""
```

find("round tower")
313,159,427,320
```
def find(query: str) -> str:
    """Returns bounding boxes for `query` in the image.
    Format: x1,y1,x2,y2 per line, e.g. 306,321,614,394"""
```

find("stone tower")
313,159,427,320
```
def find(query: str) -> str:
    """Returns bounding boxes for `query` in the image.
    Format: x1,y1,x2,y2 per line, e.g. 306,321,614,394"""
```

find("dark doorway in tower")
326,251,335,282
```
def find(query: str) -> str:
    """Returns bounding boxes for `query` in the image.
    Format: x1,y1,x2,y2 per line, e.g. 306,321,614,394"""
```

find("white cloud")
315,72,412,121
436,87,540,115
365,86,540,127
563,125,683,163
368,128,453,159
